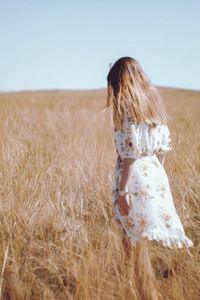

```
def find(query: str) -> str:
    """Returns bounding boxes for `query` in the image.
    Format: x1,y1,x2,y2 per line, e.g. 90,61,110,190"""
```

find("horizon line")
0,84,200,94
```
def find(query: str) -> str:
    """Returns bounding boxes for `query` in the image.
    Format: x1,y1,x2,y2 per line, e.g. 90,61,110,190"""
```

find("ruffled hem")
129,231,194,249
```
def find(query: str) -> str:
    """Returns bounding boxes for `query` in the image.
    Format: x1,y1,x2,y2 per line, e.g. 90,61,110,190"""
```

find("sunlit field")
0,87,199,300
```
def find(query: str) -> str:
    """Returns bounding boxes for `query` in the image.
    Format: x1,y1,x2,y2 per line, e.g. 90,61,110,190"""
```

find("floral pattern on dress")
111,110,193,249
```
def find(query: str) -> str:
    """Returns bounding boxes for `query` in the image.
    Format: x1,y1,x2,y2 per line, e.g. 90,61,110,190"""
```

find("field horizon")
1,85,200,95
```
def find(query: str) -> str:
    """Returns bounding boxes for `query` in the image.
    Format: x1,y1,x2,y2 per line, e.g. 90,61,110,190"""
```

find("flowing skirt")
111,154,193,249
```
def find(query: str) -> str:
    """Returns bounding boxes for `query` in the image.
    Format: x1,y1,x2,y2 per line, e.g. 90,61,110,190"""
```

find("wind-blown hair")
106,57,168,130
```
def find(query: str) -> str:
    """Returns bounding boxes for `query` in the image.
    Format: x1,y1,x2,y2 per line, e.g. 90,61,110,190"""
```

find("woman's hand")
116,194,130,216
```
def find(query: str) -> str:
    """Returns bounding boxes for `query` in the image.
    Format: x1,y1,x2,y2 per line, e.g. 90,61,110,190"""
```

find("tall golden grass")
0,87,199,300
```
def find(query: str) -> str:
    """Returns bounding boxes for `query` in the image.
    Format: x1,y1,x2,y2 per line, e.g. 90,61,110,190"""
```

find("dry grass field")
0,87,199,300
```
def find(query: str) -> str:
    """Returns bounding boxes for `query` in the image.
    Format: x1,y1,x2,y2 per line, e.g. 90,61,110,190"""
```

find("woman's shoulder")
123,109,137,126
123,110,152,130
113,109,169,135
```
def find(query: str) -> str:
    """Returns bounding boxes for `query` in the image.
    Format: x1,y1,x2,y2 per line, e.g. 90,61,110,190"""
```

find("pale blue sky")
0,0,200,92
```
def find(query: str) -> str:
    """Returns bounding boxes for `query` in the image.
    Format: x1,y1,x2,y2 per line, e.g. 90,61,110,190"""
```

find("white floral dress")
112,110,193,248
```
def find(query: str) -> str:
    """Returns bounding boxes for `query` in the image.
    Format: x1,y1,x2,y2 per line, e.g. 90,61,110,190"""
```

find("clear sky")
0,0,200,92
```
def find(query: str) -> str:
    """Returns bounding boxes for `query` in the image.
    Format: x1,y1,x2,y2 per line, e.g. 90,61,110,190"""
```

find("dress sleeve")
113,114,142,160
156,124,172,154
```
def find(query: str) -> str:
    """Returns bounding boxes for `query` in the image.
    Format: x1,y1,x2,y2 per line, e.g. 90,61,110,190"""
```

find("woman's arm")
119,158,136,190
116,158,136,216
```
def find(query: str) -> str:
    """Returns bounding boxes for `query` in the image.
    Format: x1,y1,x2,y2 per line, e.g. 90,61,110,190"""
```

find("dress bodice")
112,110,172,159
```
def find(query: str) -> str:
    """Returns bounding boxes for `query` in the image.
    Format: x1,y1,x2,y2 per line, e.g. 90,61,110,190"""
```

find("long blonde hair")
105,57,168,130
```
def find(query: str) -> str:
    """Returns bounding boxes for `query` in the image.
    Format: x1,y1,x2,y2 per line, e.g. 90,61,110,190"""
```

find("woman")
106,57,193,299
